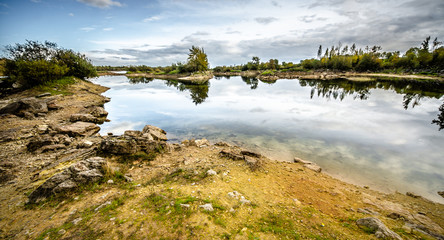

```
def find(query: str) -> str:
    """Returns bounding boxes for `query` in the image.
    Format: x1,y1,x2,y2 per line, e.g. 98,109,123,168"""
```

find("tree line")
96,46,209,75
301,36,444,72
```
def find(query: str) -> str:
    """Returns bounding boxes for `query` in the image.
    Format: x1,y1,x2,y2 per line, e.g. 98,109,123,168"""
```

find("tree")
317,45,322,59
187,46,209,72
4,40,96,88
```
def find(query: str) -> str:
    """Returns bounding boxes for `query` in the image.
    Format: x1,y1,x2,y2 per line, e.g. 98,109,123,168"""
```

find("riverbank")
98,71,213,84
0,79,443,239
214,70,444,82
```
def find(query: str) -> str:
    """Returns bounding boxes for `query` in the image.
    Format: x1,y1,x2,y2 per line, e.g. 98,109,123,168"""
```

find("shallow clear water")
92,75,444,203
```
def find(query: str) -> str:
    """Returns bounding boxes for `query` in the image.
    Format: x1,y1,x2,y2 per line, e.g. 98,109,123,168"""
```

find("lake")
91,75,444,203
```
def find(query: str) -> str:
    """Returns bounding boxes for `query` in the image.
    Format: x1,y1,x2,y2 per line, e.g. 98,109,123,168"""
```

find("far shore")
98,70,444,83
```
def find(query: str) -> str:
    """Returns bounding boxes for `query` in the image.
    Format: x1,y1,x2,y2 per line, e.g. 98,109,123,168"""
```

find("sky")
0,0,443,67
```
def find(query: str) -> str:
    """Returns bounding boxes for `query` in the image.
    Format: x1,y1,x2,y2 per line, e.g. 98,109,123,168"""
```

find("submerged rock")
356,217,402,240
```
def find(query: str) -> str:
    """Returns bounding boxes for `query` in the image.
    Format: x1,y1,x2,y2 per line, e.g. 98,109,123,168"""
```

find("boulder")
195,138,210,147
244,156,260,171
56,122,100,137
70,113,98,123
293,157,312,164
439,191,444,198
100,137,139,155
124,130,142,138
90,106,108,118
241,150,261,158
356,217,402,240
220,150,244,161
28,157,106,204
0,97,48,117
142,125,167,141
304,163,322,173
27,134,54,152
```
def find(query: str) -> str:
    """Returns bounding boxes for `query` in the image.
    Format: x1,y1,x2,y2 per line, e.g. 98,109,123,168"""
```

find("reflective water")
92,75,444,203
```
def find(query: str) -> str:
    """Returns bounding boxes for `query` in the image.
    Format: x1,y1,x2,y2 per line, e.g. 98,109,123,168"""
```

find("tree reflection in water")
432,102,444,131
127,76,444,131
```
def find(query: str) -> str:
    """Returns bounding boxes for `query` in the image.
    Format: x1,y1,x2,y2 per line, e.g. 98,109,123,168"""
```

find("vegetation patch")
257,213,301,239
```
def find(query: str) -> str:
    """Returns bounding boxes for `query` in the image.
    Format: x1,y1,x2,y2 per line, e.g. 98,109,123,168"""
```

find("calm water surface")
92,76,444,203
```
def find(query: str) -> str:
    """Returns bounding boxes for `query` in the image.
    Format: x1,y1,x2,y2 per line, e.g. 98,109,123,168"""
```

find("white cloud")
77,0,122,8
143,16,161,22
254,17,278,25
69,13,74,17
103,27,113,31
30,0,41,3
80,27,95,32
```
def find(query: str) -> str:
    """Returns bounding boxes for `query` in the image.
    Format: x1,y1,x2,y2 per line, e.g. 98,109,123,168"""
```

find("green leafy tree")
187,46,209,72
4,40,96,88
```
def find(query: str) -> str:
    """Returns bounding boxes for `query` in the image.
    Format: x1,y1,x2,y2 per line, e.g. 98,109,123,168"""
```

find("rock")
78,140,94,148
124,175,133,182
406,192,421,198
387,212,406,220
124,130,142,138
46,100,61,110
58,229,66,235
358,208,379,215
304,163,322,173
104,97,111,103
356,217,402,240
107,179,114,184
228,191,241,198
70,113,98,123
90,106,108,118
0,97,48,117
438,191,444,198
100,137,138,155
207,169,217,176
27,157,106,204
39,144,67,153
180,204,191,208
241,150,261,158
199,203,214,212
240,196,251,205
142,125,167,141
72,217,82,225
36,92,51,98
294,157,312,164
244,156,260,170
36,124,50,134
27,135,54,152
214,142,231,147
56,122,100,137
195,138,210,147
220,150,244,161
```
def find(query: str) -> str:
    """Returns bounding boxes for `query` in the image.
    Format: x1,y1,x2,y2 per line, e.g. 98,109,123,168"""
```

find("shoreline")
1,78,443,239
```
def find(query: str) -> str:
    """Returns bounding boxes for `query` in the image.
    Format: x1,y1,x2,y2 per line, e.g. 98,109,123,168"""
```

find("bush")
3,40,96,88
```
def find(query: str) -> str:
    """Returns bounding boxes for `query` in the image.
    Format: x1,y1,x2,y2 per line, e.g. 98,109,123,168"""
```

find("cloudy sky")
0,0,443,66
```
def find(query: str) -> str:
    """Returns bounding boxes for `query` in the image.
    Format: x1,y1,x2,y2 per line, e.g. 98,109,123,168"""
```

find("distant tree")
317,45,322,59
421,36,431,52
432,37,442,51
187,46,209,72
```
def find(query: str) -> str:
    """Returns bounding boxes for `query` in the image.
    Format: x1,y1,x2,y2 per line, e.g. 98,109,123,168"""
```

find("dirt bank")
0,79,443,239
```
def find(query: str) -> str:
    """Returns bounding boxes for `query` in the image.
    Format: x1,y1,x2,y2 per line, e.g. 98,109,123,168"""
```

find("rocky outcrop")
219,149,262,170
0,97,48,118
27,157,106,204
100,125,169,155
294,157,322,173
70,113,98,123
56,122,100,137
356,217,402,240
